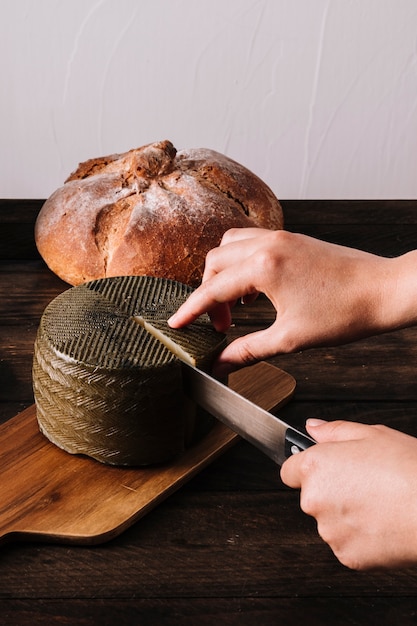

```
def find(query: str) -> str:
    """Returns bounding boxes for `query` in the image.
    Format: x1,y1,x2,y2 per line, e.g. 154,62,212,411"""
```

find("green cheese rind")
33,275,226,466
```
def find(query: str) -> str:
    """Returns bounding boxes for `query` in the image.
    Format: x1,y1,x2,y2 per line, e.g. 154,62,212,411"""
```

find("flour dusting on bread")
35,140,283,286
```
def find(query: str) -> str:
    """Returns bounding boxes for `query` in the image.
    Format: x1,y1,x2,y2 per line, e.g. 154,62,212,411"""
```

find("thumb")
306,418,374,444
213,326,282,377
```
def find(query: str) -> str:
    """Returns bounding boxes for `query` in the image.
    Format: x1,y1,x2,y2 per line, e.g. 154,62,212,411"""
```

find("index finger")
168,257,261,331
201,228,267,284
167,274,235,332
219,227,272,248
168,287,232,332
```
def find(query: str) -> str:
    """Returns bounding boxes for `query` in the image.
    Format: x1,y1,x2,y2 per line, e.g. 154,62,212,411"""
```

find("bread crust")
35,140,283,286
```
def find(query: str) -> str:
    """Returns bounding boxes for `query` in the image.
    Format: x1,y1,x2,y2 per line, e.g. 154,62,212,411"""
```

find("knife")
182,363,315,466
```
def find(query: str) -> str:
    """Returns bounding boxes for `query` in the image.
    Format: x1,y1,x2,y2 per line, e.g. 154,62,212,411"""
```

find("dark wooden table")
1,199,417,624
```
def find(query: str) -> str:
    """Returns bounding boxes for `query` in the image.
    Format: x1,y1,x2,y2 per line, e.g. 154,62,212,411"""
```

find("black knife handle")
285,428,315,458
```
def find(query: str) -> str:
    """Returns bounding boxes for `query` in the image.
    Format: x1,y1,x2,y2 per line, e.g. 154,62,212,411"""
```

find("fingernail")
167,314,178,327
306,418,327,427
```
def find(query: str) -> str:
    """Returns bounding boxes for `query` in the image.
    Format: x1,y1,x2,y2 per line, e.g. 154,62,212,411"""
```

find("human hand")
281,419,417,570
168,228,399,377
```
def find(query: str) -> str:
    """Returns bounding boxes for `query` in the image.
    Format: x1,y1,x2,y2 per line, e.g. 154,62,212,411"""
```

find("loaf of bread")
33,275,226,466
35,140,283,286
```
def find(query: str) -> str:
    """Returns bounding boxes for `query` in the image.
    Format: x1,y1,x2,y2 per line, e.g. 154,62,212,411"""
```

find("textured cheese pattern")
33,275,226,466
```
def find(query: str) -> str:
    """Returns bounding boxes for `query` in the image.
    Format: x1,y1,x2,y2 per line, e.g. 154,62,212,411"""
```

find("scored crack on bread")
32,275,226,466
35,140,283,286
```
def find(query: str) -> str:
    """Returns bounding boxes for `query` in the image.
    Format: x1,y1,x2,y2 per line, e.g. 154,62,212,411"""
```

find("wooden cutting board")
0,362,295,547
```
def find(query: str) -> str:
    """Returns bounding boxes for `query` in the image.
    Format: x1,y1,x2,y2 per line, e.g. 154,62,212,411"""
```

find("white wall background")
1,0,416,200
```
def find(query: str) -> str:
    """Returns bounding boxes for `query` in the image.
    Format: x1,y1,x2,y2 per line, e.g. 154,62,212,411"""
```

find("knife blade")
182,363,315,466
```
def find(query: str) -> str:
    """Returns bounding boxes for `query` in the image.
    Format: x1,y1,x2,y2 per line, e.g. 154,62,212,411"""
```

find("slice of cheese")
33,275,226,466
133,315,216,368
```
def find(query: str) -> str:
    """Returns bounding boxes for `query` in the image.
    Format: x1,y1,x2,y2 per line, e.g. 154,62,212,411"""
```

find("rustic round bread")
35,140,283,286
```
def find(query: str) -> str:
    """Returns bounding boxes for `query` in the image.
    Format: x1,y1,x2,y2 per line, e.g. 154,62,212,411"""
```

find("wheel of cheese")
34,140,284,287
32,275,226,466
